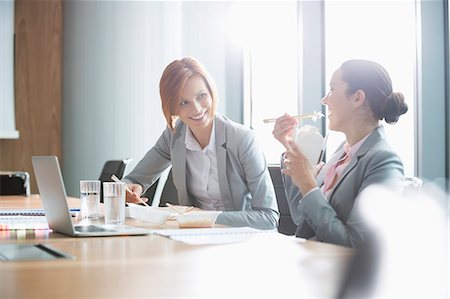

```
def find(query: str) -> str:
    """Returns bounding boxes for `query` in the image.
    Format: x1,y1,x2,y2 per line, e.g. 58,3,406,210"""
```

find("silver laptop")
32,156,152,237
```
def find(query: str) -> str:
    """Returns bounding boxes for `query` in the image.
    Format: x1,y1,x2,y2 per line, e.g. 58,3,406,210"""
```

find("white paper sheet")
152,227,276,245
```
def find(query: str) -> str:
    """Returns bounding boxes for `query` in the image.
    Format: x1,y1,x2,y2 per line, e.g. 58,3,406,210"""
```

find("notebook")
32,156,152,237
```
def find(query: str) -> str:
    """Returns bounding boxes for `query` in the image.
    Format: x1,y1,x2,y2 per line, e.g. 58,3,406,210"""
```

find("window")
0,0,19,139
228,2,299,164
232,1,417,175
324,0,417,176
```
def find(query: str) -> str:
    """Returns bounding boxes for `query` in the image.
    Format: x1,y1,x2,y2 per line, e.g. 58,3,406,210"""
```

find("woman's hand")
125,184,149,204
272,114,298,150
282,139,318,194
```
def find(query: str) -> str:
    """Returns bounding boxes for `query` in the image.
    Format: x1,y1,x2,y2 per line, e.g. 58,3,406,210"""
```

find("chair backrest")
268,165,296,235
98,159,131,202
142,168,178,207
0,171,31,196
403,176,423,190
402,176,423,197
98,160,131,182
158,169,178,207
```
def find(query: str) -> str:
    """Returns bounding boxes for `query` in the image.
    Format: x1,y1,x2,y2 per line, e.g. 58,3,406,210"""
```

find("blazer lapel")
215,115,234,210
329,156,359,201
316,143,345,188
171,124,190,206
328,127,383,200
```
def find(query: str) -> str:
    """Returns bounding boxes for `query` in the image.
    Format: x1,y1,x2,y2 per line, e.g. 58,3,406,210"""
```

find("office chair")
401,176,423,198
99,159,131,202
268,165,296,235
403,176,423,190
0,171,31,196
142,168,178,207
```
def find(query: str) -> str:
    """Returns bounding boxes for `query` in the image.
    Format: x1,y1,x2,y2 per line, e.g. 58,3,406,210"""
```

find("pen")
69,208,80,217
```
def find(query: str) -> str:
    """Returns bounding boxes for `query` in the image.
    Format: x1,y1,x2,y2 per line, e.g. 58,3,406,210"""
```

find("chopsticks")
317,132,329,164
165,203,194,214
110,175,150,207
263,111,324,124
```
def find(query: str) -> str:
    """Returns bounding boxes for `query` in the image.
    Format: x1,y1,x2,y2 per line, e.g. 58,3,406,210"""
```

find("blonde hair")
159,57,218,131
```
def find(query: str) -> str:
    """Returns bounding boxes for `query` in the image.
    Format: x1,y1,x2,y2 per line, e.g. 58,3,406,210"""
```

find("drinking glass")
80,180,101,220
103,182,126,225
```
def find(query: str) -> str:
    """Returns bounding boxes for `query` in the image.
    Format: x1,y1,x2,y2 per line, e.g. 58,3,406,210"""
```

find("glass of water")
80,180,101,220
103,182,126,225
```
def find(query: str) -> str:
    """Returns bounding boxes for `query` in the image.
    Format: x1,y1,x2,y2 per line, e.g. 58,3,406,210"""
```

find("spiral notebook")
0,209,46,216
0,209,48,230
0,208,79,217
0,209,78,230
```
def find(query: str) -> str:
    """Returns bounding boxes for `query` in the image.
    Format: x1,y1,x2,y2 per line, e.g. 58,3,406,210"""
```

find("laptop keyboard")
74,225,116,233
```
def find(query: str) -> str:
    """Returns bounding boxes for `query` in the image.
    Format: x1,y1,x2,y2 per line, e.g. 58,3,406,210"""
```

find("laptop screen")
32,156,76,236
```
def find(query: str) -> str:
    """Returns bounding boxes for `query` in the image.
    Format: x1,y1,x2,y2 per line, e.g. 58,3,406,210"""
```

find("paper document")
153,227,276,245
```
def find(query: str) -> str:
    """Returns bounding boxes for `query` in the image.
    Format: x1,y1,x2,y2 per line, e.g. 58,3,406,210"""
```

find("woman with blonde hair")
273,59,408,247
123,57,279,230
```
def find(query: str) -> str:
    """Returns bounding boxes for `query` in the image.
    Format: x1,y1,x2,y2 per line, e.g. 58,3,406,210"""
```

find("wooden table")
0,195,353,298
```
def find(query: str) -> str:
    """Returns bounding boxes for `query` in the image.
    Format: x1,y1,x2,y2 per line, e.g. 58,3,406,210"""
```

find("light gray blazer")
282,126,404,247
124,114,279,230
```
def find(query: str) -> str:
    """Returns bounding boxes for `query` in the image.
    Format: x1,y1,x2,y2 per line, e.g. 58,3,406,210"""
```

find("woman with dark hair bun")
339,59,408,124
272,59,407,248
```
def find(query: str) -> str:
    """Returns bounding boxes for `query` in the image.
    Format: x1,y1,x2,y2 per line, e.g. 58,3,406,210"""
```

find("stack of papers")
0,208,50,230
0,208,79,230
0,216,49,230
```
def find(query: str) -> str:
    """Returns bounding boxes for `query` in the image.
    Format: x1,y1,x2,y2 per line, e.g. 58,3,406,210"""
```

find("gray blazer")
282,126,404,247
124,114,279,230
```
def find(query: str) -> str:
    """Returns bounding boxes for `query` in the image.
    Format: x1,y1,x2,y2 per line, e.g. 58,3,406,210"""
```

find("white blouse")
185,120,224,210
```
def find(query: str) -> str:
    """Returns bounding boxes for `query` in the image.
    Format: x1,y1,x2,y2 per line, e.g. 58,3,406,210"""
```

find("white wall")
63,1,239,196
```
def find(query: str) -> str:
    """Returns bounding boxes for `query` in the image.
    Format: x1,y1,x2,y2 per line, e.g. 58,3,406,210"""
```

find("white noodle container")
294,125,324,166
127,203,172,224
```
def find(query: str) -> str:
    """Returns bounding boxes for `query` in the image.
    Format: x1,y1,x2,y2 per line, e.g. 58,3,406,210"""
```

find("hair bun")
382,92,408,124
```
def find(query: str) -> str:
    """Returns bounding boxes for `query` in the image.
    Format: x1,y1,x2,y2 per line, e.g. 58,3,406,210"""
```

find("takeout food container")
175,211,221,228
295,124,324,166
127,203,172,224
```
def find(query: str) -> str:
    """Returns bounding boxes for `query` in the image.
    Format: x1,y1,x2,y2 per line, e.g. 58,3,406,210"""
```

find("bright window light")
230,1,416,174
227,2,299,164
324,0,416,176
